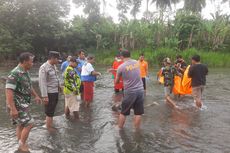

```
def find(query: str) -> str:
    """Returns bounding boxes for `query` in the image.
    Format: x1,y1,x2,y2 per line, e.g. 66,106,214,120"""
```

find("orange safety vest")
139,60,148,78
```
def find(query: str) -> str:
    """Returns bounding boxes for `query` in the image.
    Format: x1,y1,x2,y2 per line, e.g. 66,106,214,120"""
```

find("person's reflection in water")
111,92,123,113
81,103,93,123
168,108,201,149
116,129,144,153
133,129,144,152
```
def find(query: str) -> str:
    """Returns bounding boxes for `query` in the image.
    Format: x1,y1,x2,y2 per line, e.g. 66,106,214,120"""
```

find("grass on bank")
91,48,230,68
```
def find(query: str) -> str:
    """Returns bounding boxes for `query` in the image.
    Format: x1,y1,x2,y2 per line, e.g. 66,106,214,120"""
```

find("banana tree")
183,0,206,13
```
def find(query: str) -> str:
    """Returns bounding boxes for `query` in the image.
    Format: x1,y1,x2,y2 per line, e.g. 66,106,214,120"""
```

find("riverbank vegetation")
0,0,230,67
94,48,230,67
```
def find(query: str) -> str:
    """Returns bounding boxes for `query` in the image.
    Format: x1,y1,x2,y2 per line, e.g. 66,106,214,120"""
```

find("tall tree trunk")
96,34,101,50
130,32,135,49
146,0,149,12
96,40,99,50
124,35,128,48
114,32,117,43
159,9,164,23
188,25,195,49
120,36,124,49
156,31,160,47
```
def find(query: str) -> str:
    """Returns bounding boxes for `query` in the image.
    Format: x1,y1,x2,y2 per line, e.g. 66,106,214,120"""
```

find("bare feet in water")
84,102,90,108
47,127,57,133
196,101,202,108
18,143,30,152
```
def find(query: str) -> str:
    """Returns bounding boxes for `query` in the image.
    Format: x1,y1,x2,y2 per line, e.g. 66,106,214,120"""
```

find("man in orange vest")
108,53,124,93
112,54,124,92
138,53,148,91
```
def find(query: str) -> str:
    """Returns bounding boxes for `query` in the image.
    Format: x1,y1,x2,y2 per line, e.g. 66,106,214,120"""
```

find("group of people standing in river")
5,50,101,152
108,50,208,130
4,49,208,152
158,54,208,109
39,50,101,134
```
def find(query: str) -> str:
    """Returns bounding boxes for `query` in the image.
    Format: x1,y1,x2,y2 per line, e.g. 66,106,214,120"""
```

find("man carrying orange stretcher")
173,55,192,95
157,56,192,97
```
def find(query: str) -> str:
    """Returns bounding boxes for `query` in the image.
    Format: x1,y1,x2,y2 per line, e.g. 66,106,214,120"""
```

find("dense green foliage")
0,0,229,67
0,0,69,59
93,48,230,68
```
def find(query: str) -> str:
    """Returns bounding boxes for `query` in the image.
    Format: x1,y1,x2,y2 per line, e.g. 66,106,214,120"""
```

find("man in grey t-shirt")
115,50,144,129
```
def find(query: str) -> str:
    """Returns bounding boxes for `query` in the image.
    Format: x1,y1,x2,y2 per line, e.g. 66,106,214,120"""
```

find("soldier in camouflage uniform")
64,57,81,120
5,52,42,152
161,57,181,108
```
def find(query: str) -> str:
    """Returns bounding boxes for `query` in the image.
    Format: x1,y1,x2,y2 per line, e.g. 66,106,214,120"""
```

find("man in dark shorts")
115,50,144,129
39,51,60,132
5,52,42,152
188,55,208,108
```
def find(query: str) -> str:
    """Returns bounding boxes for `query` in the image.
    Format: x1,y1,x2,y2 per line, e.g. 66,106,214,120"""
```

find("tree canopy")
0,0,229,61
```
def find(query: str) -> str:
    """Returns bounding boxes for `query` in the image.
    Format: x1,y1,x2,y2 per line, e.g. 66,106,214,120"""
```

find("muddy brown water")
0,66,230,153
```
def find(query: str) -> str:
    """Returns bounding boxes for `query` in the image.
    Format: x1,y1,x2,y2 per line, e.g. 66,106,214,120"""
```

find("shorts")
11,106,34,127
65,94,79,112
83,82,94,102
79,82,84,93
164,86,172,96
114,78,123,90
192,86,204,102
45,93,59,117
121,91,144,116
142,78,146,90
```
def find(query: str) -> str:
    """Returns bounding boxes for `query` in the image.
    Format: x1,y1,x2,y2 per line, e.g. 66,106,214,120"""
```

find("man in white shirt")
81,55,101,107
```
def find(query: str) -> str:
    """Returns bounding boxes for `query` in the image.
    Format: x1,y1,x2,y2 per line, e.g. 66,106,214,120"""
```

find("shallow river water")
0,66,230,153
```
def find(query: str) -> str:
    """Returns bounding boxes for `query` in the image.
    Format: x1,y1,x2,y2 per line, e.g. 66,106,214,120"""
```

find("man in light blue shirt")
75,50,86,97
61,55,72,74
75,50,86,77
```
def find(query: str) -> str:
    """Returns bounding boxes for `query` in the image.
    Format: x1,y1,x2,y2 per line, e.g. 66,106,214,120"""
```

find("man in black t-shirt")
188,55,208,108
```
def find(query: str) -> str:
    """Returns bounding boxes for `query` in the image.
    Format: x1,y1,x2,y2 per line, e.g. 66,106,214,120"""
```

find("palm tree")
116,0,130,22
183,0,206,13
150,0,181,21
149,0,180,22
151,0,181,10
222,0,230,3
101,0,106,15
150,0,180,47
222,0,230,6
73,0,101,15
143,0,151,21
130,0,142,19
146,0,149,12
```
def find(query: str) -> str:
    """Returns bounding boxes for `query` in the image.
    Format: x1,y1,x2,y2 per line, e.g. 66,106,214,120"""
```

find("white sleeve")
86,63,94,74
